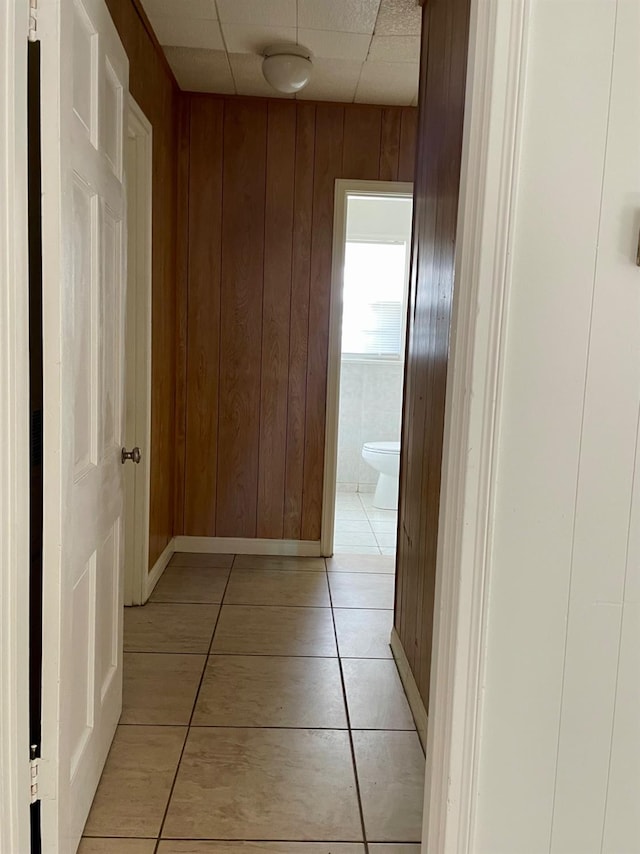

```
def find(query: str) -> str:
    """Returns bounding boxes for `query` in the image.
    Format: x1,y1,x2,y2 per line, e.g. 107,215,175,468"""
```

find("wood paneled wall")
176,95,417,541
105,0,179,567
394,0,471,708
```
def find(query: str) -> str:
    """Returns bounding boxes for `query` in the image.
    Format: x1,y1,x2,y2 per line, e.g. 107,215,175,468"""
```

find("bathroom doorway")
322,180,413,561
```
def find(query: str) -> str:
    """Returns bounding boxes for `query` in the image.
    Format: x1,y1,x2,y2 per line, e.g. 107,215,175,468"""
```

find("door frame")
320,178,413,557
422,0,529,848
123,96,153,606
0,1,31,851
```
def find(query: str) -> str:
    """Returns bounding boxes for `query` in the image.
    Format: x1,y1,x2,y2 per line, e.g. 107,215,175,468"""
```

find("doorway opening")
322,180,414,565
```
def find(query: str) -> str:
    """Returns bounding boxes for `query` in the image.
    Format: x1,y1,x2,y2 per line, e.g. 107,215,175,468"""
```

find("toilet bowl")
361,441,401,510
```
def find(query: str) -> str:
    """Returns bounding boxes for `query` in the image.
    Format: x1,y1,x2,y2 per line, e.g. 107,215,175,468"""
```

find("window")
341,239,409,359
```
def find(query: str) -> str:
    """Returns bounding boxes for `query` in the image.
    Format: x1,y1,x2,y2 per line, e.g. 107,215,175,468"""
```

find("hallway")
79,553,425,852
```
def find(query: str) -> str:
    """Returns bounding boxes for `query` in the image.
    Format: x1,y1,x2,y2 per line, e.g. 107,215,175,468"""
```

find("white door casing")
321,179,413,557
39,0,129,849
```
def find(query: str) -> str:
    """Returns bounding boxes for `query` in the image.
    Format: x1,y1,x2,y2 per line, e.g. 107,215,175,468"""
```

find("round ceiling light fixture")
262,44,313,94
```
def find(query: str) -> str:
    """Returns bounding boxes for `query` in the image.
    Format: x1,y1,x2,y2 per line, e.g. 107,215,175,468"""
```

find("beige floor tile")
212,605,337,656
343,659,415,730
333,608,393,658
163,728,362,840
122,653,206,724
353,731,425,842
157,844,365,853
327,554,395,574
328,572,395,609
78,841,155,854
78,841,156,854
233,555,326,571
150,566,230,604
124,603,219,653
170,552,234,568
84,725,186,838
225,569,330,607
368,847,422,853
192,656,346,728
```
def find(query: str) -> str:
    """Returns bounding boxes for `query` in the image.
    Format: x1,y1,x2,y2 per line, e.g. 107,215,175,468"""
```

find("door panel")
39,0,128,849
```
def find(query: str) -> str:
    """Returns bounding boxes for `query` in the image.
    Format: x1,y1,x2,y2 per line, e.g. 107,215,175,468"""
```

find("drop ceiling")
140,0,422,105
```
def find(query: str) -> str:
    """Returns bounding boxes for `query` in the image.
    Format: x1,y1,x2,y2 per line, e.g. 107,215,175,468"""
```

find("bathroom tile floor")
333,490,398,556
80,552,424,853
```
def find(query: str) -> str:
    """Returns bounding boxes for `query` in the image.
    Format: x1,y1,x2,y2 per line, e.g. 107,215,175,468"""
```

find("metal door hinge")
28,0,38,42
30,748,40,804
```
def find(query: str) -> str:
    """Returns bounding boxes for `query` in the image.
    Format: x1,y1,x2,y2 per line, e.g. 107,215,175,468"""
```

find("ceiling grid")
140,0,421,104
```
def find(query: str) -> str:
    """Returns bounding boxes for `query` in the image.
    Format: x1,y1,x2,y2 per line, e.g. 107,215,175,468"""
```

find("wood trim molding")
173,536,322,557
0,1,31,849
390,628,429,749
422,0,530,850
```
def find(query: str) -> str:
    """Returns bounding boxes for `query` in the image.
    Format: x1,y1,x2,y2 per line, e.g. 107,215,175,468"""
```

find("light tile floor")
333,491,398,556
80,552,424,853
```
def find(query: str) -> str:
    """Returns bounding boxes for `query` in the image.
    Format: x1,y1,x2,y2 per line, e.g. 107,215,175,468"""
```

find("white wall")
337,359,403,490
471,1,640,851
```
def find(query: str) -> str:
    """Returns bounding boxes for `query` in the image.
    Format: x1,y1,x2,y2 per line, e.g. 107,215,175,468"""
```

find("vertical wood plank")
301,103,345,541
342,104,383,179
183,96,224,536
216,99,268,537
257,101,296,539
399,108,418,182
173,94,191,536
394,0,471,709
379,107,402,181
283,103,316,539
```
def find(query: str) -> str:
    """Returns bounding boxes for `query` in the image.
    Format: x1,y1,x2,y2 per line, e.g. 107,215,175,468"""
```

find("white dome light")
262,44,313,94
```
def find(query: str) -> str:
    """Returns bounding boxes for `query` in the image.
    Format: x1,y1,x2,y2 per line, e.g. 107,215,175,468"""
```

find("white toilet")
361,441,401,510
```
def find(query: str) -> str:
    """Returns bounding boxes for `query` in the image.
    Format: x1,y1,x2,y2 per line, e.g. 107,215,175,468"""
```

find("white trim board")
320,179,413,557
390,628,428,750
422,0,529,850
0,1,30,850
144,537,175,600
173,536,322,557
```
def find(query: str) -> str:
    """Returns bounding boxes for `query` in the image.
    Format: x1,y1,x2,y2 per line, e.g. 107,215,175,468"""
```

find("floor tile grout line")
326,563,370,854
153,556,237,851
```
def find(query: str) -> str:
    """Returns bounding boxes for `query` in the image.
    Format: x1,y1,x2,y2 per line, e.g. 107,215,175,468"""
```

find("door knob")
121,446,141,465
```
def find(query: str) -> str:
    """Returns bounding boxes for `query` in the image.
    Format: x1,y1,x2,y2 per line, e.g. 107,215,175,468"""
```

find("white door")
39,0,129,849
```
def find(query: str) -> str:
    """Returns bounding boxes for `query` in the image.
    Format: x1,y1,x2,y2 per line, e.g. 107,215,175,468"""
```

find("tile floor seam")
326,563,370,854
153,559,236,849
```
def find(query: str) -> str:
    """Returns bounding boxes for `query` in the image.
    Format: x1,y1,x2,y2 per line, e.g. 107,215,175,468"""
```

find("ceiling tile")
229,52,294,98
164,46,235,93
368,34,420,63
355,60,418,105
296,58,362,103
152,16,224,50
216,0,296,27
222,23,297,54
298,28,372,62
374,0,422,36
298,0,381,35
141,0,217,20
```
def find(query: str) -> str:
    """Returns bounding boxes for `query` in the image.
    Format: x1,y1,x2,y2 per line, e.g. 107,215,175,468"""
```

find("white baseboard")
390,627,429,750
144,537,175,601
173,536,322,557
